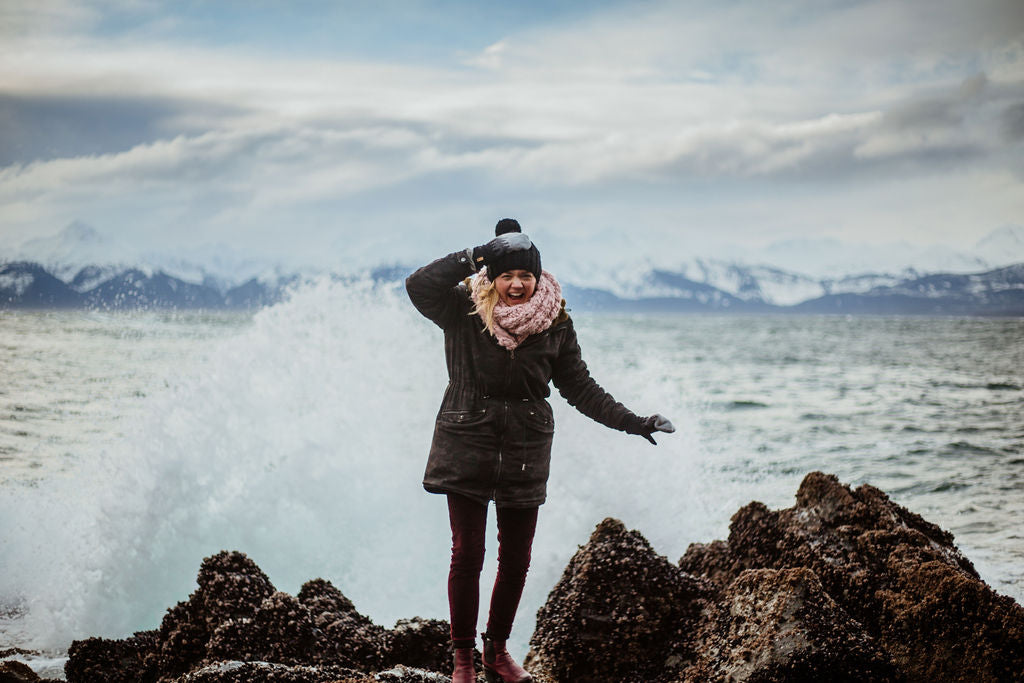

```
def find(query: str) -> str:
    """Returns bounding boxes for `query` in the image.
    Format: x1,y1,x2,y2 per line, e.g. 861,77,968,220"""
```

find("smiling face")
494,269,537,306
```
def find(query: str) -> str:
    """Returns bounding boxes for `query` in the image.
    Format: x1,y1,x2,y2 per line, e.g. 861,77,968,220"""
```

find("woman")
406,218,674,683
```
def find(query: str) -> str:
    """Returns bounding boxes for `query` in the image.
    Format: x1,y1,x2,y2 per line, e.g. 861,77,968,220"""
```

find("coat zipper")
493,348,515,501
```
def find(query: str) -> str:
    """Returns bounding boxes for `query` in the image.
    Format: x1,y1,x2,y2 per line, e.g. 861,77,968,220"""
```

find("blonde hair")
470,276,500,335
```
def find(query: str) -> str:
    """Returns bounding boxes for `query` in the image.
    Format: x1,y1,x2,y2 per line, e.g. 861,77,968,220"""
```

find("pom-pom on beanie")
487,218,542,280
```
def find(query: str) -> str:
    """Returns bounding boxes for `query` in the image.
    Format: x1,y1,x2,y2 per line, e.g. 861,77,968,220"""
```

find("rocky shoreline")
3,472,1022,682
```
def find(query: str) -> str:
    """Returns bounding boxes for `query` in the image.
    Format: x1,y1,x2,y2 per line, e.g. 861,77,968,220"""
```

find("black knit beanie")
487,218,542,280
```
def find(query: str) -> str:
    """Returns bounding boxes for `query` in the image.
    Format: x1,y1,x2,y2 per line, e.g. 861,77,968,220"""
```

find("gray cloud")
883,75,989,130
0,93,245,166
853,73,1023,168
1003,102,1024,140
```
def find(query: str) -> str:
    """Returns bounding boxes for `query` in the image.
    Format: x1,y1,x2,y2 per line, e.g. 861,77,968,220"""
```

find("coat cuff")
620,412,648,434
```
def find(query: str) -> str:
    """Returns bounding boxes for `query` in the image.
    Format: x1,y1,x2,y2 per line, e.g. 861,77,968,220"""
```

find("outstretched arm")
551,319,674,444
550,318,635,430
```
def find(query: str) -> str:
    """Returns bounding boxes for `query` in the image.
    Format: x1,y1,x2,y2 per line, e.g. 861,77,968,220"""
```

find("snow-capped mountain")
562,257,908,307
11,221,153,281
795,264,1024,316
726,236,1001,280
974,225,1024,265
4,221,1024,313
67,264,126,293
0,262,83,307
8,221,287,291
556,226,1024,306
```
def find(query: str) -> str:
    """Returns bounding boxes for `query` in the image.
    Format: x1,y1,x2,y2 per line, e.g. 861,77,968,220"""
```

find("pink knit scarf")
471,269,563,350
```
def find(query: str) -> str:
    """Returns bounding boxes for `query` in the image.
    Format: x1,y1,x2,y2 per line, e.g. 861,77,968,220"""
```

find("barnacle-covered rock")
206,591,317,665
149,551,276,677
64,631,158,683
0,658,49,683
679,471,1024,682
296,578,387,669
62,472,1024,683
526,517,715,681
681,567,900,682
171,660,362,682
382,618,451,673
65,551,454,682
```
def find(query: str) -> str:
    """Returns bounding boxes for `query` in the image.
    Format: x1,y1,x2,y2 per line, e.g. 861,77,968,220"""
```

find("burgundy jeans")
447,493,539,649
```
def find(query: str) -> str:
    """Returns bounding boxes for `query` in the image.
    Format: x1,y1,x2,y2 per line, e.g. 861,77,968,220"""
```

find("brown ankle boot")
482,633,532,683
452,646,476,683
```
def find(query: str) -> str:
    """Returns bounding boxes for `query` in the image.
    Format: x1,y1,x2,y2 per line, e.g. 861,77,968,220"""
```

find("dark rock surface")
382,618,453,674
680,567,900,682
526,472,1023,682
294,577,387,670
525,518,715,682
677,471,1024,682
0,659,44,682
62,473,1024,682
65,632,158,683
64,551,453,683
0,650,61,683
174,661,360,682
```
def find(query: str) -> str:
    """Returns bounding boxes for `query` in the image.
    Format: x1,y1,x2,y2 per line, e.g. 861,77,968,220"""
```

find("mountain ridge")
7,221,1024,296
3,259,1023,315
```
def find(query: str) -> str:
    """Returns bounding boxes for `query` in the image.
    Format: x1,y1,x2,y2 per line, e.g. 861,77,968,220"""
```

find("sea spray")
0,277,714,659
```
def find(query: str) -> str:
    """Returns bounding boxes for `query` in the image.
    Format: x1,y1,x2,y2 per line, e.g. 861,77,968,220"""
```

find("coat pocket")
523,407,554,434
438,409,489,427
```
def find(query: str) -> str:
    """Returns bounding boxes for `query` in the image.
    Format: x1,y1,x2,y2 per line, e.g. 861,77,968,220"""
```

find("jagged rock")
373,665,453,682
192,552,279,630
172,660,361,682
169,660,450,683
526,517,716,682
296,578,387,669
681,568,900,682
0,656,57,683
678,471,1024,682
382,618,451,672
206,591,317,666
149,551,277,677
64,631,158,683
65,550,455,682
61,473,1024,683
0,659,41,682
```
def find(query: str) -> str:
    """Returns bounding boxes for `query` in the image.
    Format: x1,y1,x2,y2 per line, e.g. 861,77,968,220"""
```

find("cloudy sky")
1,0,1022,272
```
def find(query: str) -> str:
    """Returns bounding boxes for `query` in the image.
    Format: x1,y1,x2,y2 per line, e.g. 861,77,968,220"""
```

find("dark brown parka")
406,250,642,508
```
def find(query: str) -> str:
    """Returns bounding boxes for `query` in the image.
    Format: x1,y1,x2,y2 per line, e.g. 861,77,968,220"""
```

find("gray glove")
625,413,676,445
471,233,532,270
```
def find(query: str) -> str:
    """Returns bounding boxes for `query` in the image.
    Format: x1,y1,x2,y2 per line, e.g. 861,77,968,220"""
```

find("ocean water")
1,279,1022,677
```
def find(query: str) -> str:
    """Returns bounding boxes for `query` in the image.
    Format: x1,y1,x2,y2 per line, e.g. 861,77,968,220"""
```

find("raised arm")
406,233,534,329
405,250,477,329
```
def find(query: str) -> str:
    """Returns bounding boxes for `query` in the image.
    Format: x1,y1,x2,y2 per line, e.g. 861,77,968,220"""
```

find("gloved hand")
471,233,532,270
624,413,676,445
